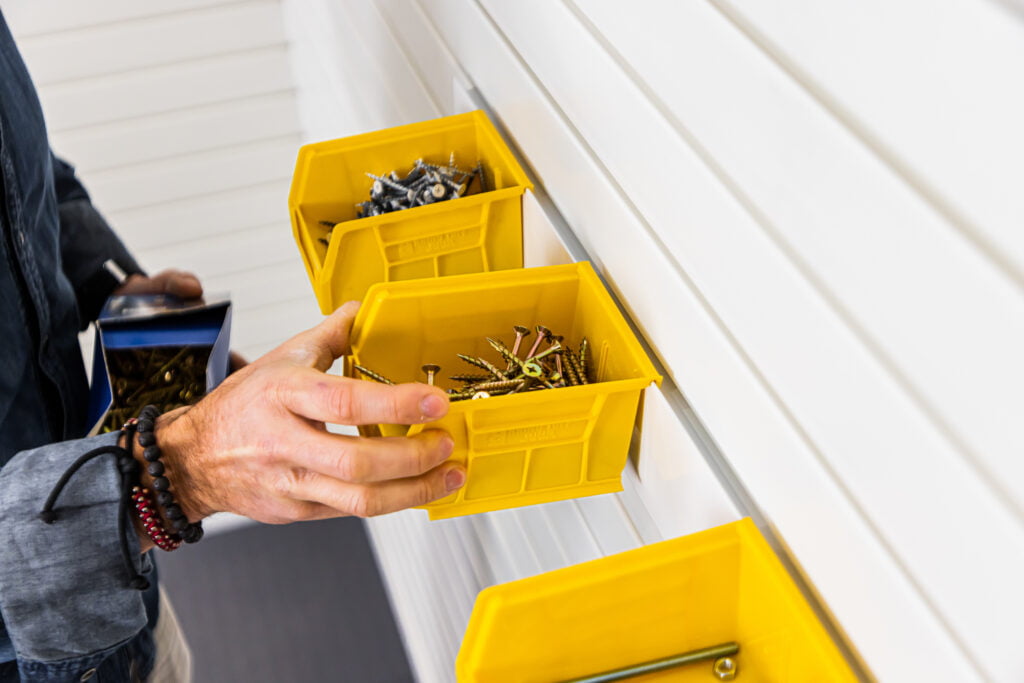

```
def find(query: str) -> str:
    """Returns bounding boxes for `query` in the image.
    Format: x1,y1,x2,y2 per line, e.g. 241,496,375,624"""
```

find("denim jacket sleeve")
0,432,155,682
50,156,145,329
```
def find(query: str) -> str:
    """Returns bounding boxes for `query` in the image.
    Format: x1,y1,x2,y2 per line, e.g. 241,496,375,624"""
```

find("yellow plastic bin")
346,262,662,520
289,111,533,314
456,518,858,682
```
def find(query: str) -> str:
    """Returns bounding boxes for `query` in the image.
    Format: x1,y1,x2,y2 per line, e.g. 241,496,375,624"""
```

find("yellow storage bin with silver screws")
289,110,533,314
345,262,661,520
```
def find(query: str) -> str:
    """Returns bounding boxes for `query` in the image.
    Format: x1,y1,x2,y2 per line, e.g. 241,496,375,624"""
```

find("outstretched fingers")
289,428,455,483
278,366,449,425
284,465,466,518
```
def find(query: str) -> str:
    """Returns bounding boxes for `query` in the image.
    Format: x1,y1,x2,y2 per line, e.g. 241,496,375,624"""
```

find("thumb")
159,271,203,298
271,300,361,371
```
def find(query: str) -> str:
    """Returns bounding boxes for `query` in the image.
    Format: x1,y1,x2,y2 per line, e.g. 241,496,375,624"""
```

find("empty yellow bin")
346,262,662,520
456,518,859,682
289,110,533,313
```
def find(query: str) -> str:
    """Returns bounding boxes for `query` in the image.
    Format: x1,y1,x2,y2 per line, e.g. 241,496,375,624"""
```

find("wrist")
131,406,214,523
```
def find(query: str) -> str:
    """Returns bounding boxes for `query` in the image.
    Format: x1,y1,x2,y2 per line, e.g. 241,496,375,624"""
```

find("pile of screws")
318,154,489,247
101,346,210,432
354,324,593,401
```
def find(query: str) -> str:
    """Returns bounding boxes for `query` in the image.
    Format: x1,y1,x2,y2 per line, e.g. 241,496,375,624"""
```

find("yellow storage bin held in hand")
457,518,859,682
346,262,662,520
289,110,533,313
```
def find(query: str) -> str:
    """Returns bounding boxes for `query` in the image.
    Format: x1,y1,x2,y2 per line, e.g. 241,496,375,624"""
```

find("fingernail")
445,467,466,491
419,394,447,420
438,434,454,458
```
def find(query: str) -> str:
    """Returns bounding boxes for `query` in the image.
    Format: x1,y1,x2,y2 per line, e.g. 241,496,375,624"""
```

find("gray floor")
157,518,414,683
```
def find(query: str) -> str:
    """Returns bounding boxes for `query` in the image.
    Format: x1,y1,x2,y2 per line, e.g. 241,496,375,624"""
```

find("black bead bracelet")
136,405,204,544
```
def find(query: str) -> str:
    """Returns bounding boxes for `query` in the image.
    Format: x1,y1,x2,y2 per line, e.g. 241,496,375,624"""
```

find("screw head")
471,391,491,400
522,362,544,378
513,325,531,337
421,364,441,386
713,657,737,681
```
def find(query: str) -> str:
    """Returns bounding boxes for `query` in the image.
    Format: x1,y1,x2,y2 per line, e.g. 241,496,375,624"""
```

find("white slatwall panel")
713,0,1024,287
6,0,320,362
280,1,1024,682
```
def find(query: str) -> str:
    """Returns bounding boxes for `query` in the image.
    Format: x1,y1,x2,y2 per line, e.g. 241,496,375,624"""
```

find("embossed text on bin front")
395,228,478,260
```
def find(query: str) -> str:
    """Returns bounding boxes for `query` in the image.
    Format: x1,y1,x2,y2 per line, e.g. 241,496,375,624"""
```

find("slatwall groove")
281,0,377,142
103,178,291,251
85,137,299,214
515,507,572,573
203,263,312,314
474,3,1023,677
230,298,321,350
134,222,297,281
80,131,299,189
17,2,287,87
376,0,473,117
572,0,1024,520
367,516,450,683
40,46,294,132
2,0,263,38
331,0,437,127
708,0,1024,291
412,2,982,679
367,0,444,117
54,92,300,173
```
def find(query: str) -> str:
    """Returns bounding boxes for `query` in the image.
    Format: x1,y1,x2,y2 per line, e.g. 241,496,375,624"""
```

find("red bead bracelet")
131,486,182,552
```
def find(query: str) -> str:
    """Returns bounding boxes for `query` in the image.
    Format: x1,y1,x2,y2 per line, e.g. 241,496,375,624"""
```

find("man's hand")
149,301,465,524
113,268,204,299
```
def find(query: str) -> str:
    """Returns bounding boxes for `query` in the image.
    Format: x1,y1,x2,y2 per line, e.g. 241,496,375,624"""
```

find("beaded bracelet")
134,404,204,545
130,485,182,552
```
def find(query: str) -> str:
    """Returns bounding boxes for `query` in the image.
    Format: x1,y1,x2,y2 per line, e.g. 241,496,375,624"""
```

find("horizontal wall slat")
134,223,299,281
569,0,1024,518
479,1,1024,677
229,296,322,350
713,0,1024,287
632,387,741,540
84,138,299,214
1,0,253,37
17,2,286,86
39,47,293,132
417,1,981,678
103,178,291,251
203,262,313,314
53,93,300,173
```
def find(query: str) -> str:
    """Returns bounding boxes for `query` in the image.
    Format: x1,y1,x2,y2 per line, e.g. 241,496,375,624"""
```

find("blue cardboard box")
87,293,232,434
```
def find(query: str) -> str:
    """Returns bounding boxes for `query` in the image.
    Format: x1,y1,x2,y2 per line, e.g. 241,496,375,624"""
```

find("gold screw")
353,364,396,385
421,364,440,386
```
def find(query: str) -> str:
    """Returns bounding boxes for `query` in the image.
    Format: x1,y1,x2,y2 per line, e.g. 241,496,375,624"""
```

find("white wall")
280,2,1024,682
4,0,320,362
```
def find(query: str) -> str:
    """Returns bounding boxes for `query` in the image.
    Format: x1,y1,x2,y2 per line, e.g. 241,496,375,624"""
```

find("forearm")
124,405,212,554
